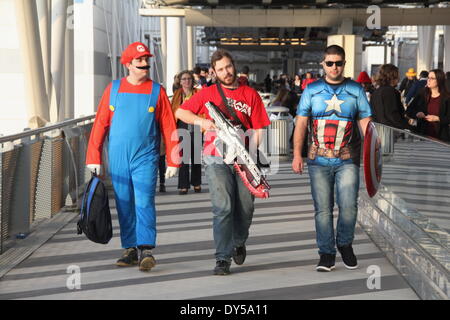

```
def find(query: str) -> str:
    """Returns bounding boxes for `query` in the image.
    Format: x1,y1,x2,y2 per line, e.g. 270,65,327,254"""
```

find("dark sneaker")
159,184,166,193
232,245,246,265
213,260,231,275
139,249,156,272
116,248,138,267
316,254,336,272
338,244,358,269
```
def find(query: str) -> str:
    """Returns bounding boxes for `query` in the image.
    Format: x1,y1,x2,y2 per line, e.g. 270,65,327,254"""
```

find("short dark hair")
211,49,236,70
242,66,250,74
193,66,201,75
323,45,346,61
419,70,429,78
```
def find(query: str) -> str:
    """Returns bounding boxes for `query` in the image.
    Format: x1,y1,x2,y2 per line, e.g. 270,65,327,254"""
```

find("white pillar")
187,26,196,71
444,26,450,72
64,0,74,121
14,0,49,128
417,26,436,73
51,0,69,123
36,0,52,101
166,17,182,96
160,17,167,86
74,0,94,117
393,37,399,67
180,18,188,71
111,0,118,80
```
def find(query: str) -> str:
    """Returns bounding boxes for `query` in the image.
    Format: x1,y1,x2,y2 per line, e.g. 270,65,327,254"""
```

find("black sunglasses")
324,61,345,67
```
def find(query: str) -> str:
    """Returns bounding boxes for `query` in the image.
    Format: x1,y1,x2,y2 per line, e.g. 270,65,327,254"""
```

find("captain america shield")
363,122,382,198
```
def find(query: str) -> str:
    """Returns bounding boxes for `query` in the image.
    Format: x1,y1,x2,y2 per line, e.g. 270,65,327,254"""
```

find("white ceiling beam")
139,7,450,27
139,8,186,17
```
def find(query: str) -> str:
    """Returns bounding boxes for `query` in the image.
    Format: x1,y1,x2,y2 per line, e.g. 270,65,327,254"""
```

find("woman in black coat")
370,64,411,130
407,69,450,142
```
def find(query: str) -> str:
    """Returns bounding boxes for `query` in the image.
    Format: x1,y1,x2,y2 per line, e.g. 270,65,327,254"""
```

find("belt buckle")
325,149,334,158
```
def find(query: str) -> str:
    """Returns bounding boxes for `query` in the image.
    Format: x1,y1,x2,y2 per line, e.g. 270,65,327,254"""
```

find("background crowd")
262,65,450,143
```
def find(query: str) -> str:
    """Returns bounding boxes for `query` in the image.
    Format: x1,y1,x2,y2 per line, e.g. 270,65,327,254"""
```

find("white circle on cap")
137,45,146,52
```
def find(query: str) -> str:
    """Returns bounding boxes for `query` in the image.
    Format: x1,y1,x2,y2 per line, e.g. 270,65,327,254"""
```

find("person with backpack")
86,42,180,272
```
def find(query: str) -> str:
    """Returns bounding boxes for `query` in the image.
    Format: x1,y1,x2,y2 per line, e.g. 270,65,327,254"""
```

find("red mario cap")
120,42,153,65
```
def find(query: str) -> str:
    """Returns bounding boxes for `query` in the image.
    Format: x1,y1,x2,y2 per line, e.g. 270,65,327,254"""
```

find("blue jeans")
307,162,360,255
204,156,255,262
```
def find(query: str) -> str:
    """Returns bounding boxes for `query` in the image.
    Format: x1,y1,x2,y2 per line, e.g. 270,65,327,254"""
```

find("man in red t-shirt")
175,50,270,275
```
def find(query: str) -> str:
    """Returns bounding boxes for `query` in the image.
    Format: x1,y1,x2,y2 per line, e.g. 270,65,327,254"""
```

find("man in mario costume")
86,42,180,272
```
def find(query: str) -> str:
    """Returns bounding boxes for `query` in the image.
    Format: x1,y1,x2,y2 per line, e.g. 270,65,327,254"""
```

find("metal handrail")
0,115,96,144
374,122,450,148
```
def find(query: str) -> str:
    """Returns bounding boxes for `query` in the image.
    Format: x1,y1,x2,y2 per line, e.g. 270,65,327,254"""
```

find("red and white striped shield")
363,122,382,198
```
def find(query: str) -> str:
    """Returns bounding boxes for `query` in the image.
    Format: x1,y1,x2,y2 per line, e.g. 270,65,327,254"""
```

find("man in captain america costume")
292,45,372,272
86,42,180,272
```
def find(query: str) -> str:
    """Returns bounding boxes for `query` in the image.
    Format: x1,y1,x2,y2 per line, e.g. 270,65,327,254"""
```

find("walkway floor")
0,162,419,300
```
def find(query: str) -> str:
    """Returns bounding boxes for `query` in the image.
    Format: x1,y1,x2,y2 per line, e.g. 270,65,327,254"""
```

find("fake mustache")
136,65,150,70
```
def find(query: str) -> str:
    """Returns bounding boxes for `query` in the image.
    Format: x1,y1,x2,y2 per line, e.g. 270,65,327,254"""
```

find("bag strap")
216,83,248,131
86,177,101,218
79,172,96,219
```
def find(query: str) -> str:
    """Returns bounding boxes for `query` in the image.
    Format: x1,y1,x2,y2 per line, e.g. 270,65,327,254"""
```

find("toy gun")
205,101,270,199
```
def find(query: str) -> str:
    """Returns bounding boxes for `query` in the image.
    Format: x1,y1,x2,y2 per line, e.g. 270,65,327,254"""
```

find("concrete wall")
74,0,145,117
0,0,152,134
0,0,29,135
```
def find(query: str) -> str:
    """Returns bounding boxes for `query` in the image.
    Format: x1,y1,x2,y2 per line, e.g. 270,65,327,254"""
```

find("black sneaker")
213,260,231,275
232,245,246,265
116,248,138,267
338,244,358,269
139,249,156,272
316,254,336,272
159,184,166,193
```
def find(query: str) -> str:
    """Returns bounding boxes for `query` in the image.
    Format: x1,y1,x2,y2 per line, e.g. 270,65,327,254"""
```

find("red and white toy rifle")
205,101,271,199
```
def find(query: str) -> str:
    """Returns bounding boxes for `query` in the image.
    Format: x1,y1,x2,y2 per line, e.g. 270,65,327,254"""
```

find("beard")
217,72,237,86
326,72,344,82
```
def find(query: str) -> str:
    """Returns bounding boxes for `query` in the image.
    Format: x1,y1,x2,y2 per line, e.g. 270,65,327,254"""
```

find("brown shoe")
194,186,202,193
139,249,156,272
116,248,139,267
179,189,188,195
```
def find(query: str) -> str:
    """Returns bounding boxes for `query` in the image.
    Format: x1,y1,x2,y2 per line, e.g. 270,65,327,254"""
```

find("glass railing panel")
358,123,450,299
373,124,450,249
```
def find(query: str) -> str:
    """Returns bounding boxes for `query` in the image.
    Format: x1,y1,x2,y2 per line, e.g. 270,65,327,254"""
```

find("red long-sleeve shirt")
86,78,180,167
